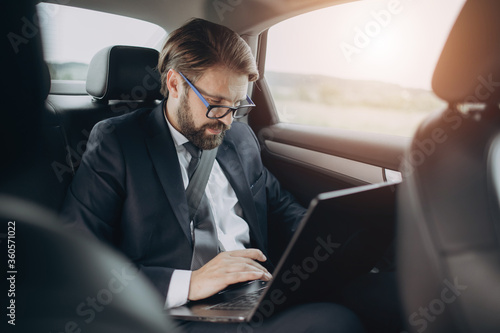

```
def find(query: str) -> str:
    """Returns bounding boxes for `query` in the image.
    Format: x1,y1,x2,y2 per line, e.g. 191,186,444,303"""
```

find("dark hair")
157,18,259,97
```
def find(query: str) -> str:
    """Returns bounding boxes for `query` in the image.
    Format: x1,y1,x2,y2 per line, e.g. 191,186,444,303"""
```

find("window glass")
36,3,166,81
265,0,466,137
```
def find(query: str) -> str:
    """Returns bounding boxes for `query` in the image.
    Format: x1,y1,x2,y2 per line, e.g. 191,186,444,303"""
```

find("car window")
37,3,166,82
265,0,466,137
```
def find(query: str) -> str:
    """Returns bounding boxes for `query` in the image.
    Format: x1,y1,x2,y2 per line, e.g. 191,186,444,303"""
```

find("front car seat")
397,0,500,332
0,1,179,332
1,196,180,333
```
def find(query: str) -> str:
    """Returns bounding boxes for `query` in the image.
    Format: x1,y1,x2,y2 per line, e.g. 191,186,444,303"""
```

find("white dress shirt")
164,113,251,309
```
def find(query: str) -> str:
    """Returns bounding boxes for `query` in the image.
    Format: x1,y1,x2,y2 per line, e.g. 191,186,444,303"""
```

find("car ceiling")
43,0,358,35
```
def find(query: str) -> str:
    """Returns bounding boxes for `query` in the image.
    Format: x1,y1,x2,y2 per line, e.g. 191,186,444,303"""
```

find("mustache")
202,121,230,132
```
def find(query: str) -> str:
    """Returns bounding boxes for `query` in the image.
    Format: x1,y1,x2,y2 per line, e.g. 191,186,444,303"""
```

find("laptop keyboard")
208,288,266,311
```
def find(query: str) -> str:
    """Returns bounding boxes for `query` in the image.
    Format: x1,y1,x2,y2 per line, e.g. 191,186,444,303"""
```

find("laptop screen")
265,181,398,305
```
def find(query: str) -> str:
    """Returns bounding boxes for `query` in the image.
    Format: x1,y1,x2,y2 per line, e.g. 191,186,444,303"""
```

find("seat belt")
185,146,218,228
184,146,219,269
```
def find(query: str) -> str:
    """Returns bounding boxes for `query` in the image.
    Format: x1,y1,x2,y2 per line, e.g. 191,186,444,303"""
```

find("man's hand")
188,249,272,301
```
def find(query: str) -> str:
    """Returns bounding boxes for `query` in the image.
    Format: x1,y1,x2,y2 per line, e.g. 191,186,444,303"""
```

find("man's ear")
166,69,181,99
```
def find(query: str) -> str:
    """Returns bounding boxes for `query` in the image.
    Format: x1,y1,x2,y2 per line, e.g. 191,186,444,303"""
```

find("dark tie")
184,142,201,179
183,142,219,270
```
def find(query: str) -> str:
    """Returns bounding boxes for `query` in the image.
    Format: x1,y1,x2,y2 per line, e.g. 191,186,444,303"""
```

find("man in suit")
61,18,365,332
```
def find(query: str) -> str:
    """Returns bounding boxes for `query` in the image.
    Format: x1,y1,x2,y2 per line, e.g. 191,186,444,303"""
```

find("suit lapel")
143,103,262,249
144,101,192,246
217,138,264,249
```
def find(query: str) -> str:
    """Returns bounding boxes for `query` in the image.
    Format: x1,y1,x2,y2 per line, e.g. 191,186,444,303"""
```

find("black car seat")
1,2,178,332
46,45,162,210
1,196,181,333
397,0,500,332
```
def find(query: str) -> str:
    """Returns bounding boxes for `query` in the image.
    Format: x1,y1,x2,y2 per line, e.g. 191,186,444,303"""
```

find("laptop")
168,181,399,322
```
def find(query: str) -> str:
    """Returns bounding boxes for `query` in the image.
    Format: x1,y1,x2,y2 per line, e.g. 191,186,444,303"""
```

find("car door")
248,0,464,208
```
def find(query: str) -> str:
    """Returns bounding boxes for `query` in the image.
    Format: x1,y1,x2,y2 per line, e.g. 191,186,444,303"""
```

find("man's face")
175,66,249,150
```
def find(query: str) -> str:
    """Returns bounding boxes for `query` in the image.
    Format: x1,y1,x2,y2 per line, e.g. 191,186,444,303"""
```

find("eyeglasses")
179,72,256,119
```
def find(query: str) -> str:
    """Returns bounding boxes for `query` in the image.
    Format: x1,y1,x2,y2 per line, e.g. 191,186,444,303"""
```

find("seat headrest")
432,0,500,104
86,45,163,102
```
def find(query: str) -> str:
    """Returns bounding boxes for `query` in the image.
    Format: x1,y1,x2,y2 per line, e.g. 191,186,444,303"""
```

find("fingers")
188,249,272,301
240,258,270,276
225,270,272,285
226,248,267,262
220,250,272,282
225,261,272,279
220,249,271,275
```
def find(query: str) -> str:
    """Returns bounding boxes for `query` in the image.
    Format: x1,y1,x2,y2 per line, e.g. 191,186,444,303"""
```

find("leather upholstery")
0,196,178,332
86,45,163,101
45,46,162,209
397,1,500,332
1,1,178,331
432,0,500,103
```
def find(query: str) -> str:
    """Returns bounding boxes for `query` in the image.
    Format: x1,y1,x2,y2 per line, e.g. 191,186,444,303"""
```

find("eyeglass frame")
178,71,256,119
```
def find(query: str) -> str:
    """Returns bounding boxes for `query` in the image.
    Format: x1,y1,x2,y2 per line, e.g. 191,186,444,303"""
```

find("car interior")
1,0,498,332
397,0,500,332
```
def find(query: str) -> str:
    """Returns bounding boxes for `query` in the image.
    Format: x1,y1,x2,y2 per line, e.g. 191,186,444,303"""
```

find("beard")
177,93,230,150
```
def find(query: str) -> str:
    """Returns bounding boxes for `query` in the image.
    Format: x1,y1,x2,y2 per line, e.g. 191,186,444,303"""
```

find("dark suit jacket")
60,101,306,299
